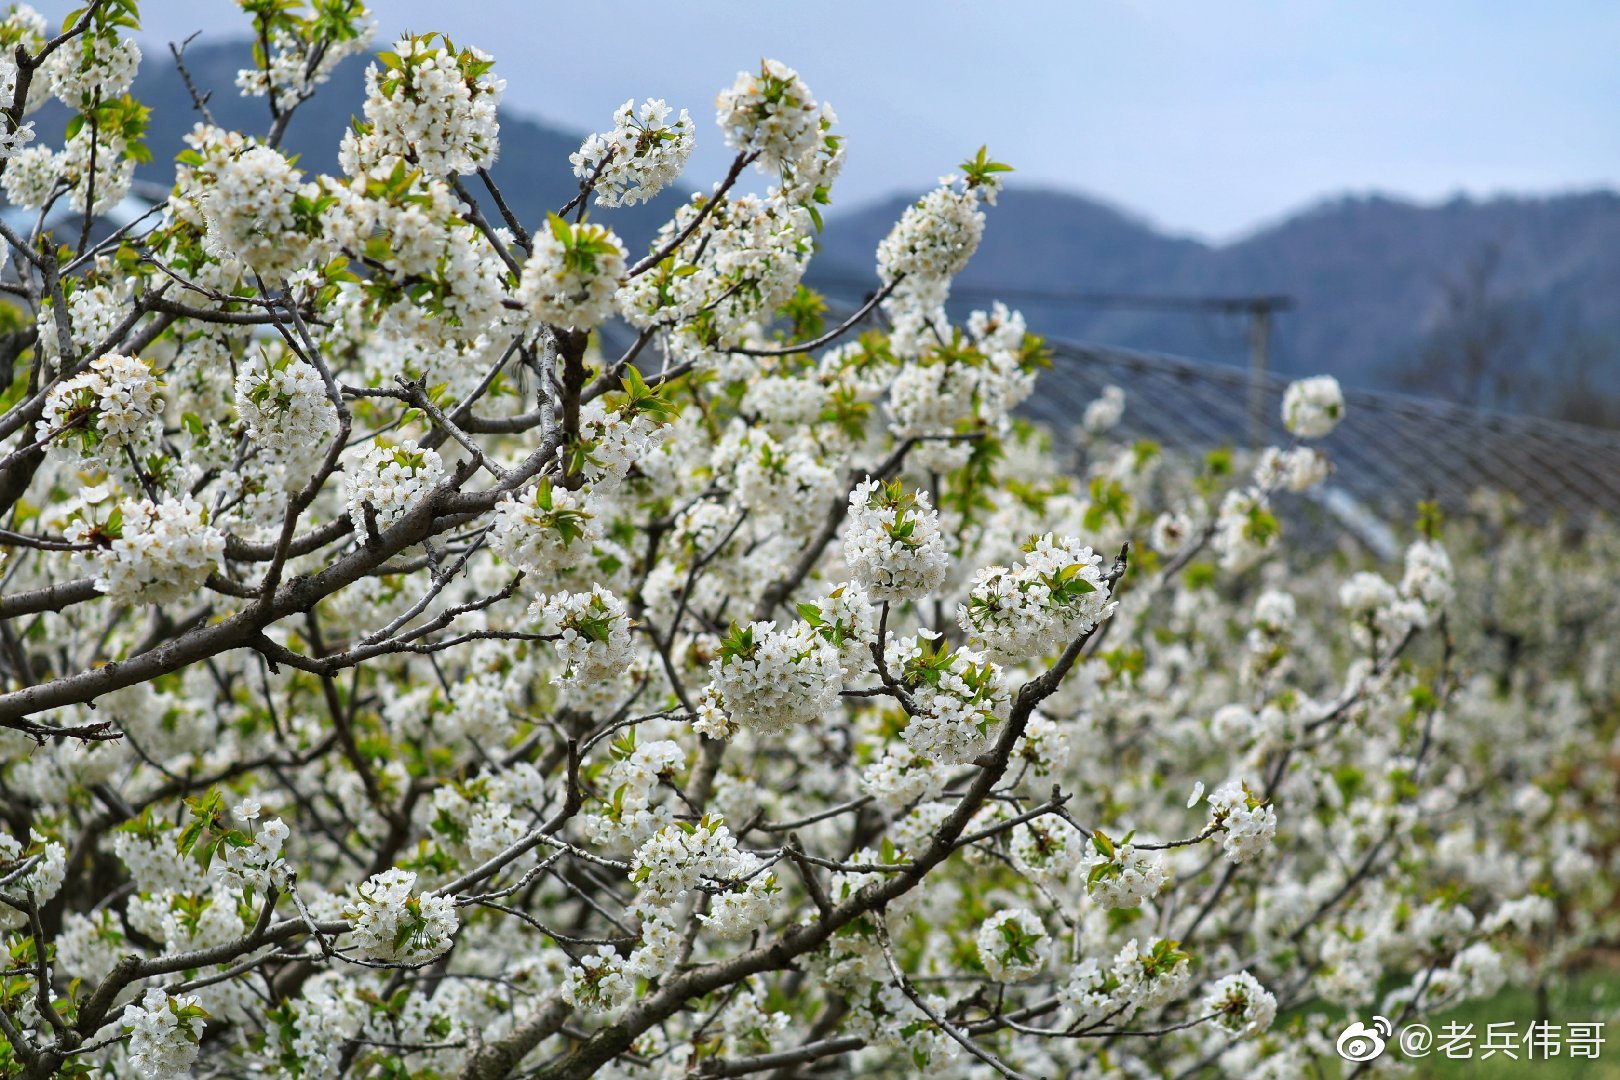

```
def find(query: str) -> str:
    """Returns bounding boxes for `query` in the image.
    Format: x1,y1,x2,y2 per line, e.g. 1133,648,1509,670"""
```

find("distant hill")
810,187,1620,422
23,39,1620,423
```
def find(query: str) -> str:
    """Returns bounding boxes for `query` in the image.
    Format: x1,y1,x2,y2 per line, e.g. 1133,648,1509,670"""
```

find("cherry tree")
0,3,1608,1078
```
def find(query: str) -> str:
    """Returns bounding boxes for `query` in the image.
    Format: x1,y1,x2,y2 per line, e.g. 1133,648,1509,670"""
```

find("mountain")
810,187,1620,421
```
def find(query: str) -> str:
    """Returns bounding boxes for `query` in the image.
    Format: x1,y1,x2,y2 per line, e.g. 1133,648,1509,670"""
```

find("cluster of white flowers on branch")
0,5,1608,1079
571,97,694,209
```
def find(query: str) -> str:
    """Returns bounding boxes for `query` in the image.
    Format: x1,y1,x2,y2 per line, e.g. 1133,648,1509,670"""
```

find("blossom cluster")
842,479,950,600
74,496,226,606
233,348,338,465
1201,971,1278,1035
530,586,635,689
976,907,1048,982
234,6,377,112
39,352,162,466
46,25,140,105
1205,780,1278,864
630,815,760,903
1281,374,1346,439
122,989,207,1079
877,184,985,286
489,478,600,579
1085,835,1169,909
518,216,629,330
342,868,459,963
723,424,841,535
572,97,695,207
201,143,317,278
875,155,1005,351
617,192,816,364
702,619,842,736
340,32,504,178
891,636,1010,765
344,438,446,535
958,534,1116,661
716,60,824,178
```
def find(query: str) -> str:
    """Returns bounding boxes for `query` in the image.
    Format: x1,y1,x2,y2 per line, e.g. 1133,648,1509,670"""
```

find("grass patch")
1400,969,1620,1078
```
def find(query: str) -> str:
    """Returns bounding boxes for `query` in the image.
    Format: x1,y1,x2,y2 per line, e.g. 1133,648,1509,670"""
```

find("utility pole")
1235,296,1296,449
1247,302,1272,450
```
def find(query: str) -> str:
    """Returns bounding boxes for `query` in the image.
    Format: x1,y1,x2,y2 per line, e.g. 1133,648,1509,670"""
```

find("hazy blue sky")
118,1,1620,241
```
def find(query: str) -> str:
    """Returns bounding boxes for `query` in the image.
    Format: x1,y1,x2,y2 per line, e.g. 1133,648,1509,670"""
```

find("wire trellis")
1026,341,1620,521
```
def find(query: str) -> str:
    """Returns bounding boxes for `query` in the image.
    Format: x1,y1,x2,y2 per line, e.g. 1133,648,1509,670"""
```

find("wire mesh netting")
1026,341,1620,521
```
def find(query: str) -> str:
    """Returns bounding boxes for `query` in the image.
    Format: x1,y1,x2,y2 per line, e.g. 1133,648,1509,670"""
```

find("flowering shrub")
0,4,1611,1079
